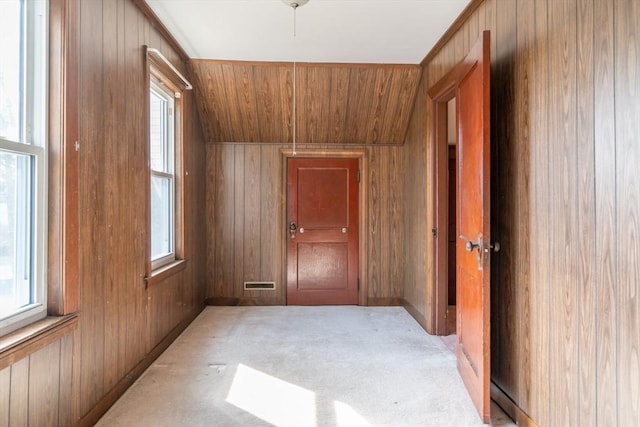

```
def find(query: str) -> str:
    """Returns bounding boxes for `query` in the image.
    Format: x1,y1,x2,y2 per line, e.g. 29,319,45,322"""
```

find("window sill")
145,259,188,288
0,313,79,371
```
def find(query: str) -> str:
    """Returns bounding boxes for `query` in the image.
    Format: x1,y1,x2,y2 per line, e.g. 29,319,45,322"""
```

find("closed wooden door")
287,157,359,305
456,31,491,423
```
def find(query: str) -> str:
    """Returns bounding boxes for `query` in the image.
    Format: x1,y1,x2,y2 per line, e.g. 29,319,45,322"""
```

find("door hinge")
357,169,361,183
432,227,437,237
357,278,360,291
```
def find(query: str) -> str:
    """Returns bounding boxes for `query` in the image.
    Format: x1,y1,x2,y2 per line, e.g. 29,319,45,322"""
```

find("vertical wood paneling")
209,145,235,297
548,1,579,425
9,358,29,426
576,0,596,424
594,0,617,424
0,366,10,426
243,146,262,283
79,0,106,414
57,333,75,426
529,0,550,423
388,147,404,297
402,73,429,324
233,145,246,298
257,146,283,303
514,0,533,411
28,342,61,427
615,0,640,422
367,147,381,298
102,0,121,392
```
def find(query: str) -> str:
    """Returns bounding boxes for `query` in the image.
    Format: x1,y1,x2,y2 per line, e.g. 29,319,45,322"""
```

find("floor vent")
243,281,276,290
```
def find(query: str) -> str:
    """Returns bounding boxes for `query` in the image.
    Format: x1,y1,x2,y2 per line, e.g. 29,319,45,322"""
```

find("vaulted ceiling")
144,0,472,144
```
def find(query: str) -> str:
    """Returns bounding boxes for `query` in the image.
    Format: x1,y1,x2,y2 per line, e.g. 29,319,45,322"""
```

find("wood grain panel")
514,0,533,412
78,0,106,414
528,0,551,423
256,146,283,303
594,0,617,424
0,366,10,425
325,68,350,144
548,1,579,425
233,145,246,298
402,73,429,326
367,147,381,298
9,358,29,425
209,145,235,298
102,0,121,392
191,61,421,145
615,0,640,422
28,342,61,426
243,146,262,284
576,0,596,425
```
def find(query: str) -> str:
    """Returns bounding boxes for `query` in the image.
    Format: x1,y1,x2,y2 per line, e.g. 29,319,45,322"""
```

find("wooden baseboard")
76,304,205,427
205,297,242,306
367,297,404,306
402,299,431,333
491,381,538,427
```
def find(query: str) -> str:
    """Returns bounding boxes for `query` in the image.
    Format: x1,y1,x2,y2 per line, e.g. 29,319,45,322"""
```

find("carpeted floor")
97,306,515,427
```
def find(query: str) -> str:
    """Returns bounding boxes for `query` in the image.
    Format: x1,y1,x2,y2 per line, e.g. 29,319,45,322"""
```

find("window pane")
149,90,167,172
150,175,172,260
0,150,32,320
0,0,23,143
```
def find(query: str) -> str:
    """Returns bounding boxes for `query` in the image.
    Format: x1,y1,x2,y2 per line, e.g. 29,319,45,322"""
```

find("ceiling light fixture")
282,0,309,155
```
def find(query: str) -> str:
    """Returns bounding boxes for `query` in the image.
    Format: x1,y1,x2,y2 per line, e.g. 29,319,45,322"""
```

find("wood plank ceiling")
190,60,422,144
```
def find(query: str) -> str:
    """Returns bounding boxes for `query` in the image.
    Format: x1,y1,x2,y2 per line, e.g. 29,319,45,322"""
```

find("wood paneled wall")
402,73,431,326
0,332,75,426
206,143,404,304
404,0,640,424
1,0,207,425
76,0,207,420
191,61,421,145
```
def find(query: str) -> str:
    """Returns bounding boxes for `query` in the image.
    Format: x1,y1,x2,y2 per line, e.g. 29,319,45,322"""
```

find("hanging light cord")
291,4,299,155
293,59,297,156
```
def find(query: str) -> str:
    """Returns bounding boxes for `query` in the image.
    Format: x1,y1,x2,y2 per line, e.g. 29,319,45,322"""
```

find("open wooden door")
456,31,491,423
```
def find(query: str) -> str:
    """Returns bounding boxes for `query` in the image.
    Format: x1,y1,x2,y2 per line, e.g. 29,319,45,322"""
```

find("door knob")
460,235,481,253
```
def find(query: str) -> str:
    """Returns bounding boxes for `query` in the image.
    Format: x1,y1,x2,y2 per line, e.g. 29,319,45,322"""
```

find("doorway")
429,31,492,422
446,98,457,336
286,156,360,305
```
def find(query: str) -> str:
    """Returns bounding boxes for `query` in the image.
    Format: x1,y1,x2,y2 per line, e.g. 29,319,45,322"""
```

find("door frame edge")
280,149,368,306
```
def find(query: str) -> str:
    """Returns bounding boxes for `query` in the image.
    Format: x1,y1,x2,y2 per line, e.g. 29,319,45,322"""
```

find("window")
0,0,48,335
149,79,177,269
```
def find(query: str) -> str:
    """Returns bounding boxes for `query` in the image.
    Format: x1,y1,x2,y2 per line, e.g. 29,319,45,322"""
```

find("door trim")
428,66,460,335
280,149,367,306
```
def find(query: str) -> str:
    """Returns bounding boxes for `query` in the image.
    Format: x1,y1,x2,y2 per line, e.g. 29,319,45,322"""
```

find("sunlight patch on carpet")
226,364,317,427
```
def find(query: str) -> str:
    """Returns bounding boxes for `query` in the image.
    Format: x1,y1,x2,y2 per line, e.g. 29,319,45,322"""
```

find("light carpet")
97,306,515,427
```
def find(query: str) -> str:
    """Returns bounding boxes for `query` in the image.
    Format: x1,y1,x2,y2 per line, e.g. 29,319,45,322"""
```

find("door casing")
281,149,367,306
428,71,459,336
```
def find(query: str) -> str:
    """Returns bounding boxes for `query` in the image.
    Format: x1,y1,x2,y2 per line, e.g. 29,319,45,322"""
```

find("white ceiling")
145,0,472,64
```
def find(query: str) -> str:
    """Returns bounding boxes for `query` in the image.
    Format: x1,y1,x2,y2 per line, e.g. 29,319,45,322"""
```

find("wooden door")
287,157,359,305
456,31,491,423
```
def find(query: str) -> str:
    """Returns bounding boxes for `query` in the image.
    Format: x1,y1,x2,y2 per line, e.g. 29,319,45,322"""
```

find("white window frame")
0,0,48,336
149,79,177,270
